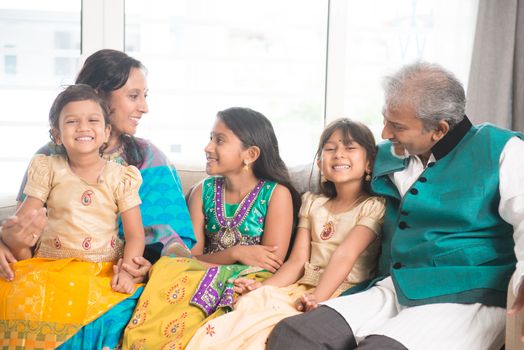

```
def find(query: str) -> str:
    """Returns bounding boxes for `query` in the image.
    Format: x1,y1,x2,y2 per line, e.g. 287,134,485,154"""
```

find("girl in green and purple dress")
123,107,301,350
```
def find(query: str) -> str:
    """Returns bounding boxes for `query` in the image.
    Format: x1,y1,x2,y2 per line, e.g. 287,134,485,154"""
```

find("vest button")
418,177,427,183
400,211,408,216
398,221,408,229
393,262,402,269
409,188,419,195
427,162,435,168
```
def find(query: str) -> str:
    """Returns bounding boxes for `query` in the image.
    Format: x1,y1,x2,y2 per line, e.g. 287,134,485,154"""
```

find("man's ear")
432,120,450,142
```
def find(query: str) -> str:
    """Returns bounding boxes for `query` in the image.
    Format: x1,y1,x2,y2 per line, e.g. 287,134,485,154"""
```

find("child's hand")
234,245,283,272
113,257,152,283
295,293,319,312
111,270,135,294
233,277,263,295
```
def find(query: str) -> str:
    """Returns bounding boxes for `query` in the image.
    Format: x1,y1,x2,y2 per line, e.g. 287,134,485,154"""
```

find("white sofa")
0,163,319,224
0,164,518,348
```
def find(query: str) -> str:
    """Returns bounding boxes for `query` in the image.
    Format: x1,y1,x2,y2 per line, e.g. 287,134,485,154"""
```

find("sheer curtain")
466,0,524,132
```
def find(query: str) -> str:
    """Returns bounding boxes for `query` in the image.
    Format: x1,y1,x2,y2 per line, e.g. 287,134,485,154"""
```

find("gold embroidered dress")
186,192,385,350
0,154,142,349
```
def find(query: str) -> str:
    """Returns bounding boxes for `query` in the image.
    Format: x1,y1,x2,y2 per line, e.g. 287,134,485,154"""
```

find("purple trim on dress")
212,178,265,250
190,266,220,316
217,286,235,309
215,177,265,229
191,178,268,315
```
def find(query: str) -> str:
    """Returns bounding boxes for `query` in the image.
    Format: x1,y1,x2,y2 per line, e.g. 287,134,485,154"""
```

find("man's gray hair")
383,62,466,131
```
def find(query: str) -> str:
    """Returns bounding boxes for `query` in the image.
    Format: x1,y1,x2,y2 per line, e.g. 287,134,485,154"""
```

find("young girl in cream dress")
187,118,385,350
0,84,145,349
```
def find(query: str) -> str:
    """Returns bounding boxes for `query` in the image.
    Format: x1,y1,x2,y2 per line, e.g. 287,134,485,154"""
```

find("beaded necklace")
214,177,265,249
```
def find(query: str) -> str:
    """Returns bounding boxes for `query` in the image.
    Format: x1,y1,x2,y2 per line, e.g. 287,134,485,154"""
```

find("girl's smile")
54,100,110,157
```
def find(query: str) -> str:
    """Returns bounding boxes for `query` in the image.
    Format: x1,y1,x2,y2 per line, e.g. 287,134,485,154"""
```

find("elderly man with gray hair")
266,62,524,350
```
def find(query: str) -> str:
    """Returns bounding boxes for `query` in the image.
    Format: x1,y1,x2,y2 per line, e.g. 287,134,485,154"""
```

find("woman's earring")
321,173,328,183
365,172,371,181
243,160,250,172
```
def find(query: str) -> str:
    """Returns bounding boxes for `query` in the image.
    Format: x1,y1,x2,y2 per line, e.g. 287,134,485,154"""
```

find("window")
125,0,328,167
0,0,81,194
0,0,479,195
54,56,78,76
4,54,16,74
327,0,478,139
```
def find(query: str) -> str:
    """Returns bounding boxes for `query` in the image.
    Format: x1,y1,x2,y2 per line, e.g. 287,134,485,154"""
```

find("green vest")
372,120,522,307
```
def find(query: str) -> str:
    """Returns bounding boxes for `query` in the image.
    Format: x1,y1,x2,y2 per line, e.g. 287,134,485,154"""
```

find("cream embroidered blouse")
296,192,385,291
24,154,142,262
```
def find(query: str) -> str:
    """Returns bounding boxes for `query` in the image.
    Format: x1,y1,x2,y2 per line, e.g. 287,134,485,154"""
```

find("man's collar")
431,115,472,160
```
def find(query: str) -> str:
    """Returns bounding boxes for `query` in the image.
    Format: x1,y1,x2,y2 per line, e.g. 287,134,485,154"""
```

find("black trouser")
267,305,408,350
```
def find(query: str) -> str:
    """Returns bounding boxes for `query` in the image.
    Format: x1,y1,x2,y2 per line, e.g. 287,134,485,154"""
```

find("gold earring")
321,173,328,183
365,172,371,181
243,160,250,172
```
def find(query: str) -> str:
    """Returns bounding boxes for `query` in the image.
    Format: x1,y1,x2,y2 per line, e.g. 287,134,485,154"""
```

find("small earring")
321,173,328,183
365,172,371,181
243,160,250,172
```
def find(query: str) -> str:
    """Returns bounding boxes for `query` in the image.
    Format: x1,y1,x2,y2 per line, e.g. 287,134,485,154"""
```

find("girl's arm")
195,184,294,271
1,197,46,260
309,225,376,303
188,182,205,256
261,227,311,287
119,206,145,269
112,206,145,293
234,226,311,294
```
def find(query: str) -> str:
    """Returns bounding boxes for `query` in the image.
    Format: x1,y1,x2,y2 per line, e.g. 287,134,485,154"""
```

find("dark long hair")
75,49,146,167
48,84,110,155
315,118,377,198
217,107,301,255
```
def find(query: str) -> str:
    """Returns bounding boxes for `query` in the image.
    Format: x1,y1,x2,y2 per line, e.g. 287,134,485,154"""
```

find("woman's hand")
233,245,283,272
113,256,152,283
233,277,263,295
1,208,47,252
0,239,17,281
295,292,319,312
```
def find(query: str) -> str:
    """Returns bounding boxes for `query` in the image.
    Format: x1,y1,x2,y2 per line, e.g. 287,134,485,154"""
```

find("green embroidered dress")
123,176,277,350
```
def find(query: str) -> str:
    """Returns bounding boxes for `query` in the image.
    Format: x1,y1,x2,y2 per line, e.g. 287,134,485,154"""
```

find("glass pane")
125,0,328,167
0,0,81,195
341,0,478,137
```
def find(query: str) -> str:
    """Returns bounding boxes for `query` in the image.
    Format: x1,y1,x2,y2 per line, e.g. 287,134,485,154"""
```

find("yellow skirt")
122,257,271,350
0,258,137,349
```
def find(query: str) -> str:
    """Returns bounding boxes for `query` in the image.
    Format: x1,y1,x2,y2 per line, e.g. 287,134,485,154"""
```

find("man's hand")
508,281,524,341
